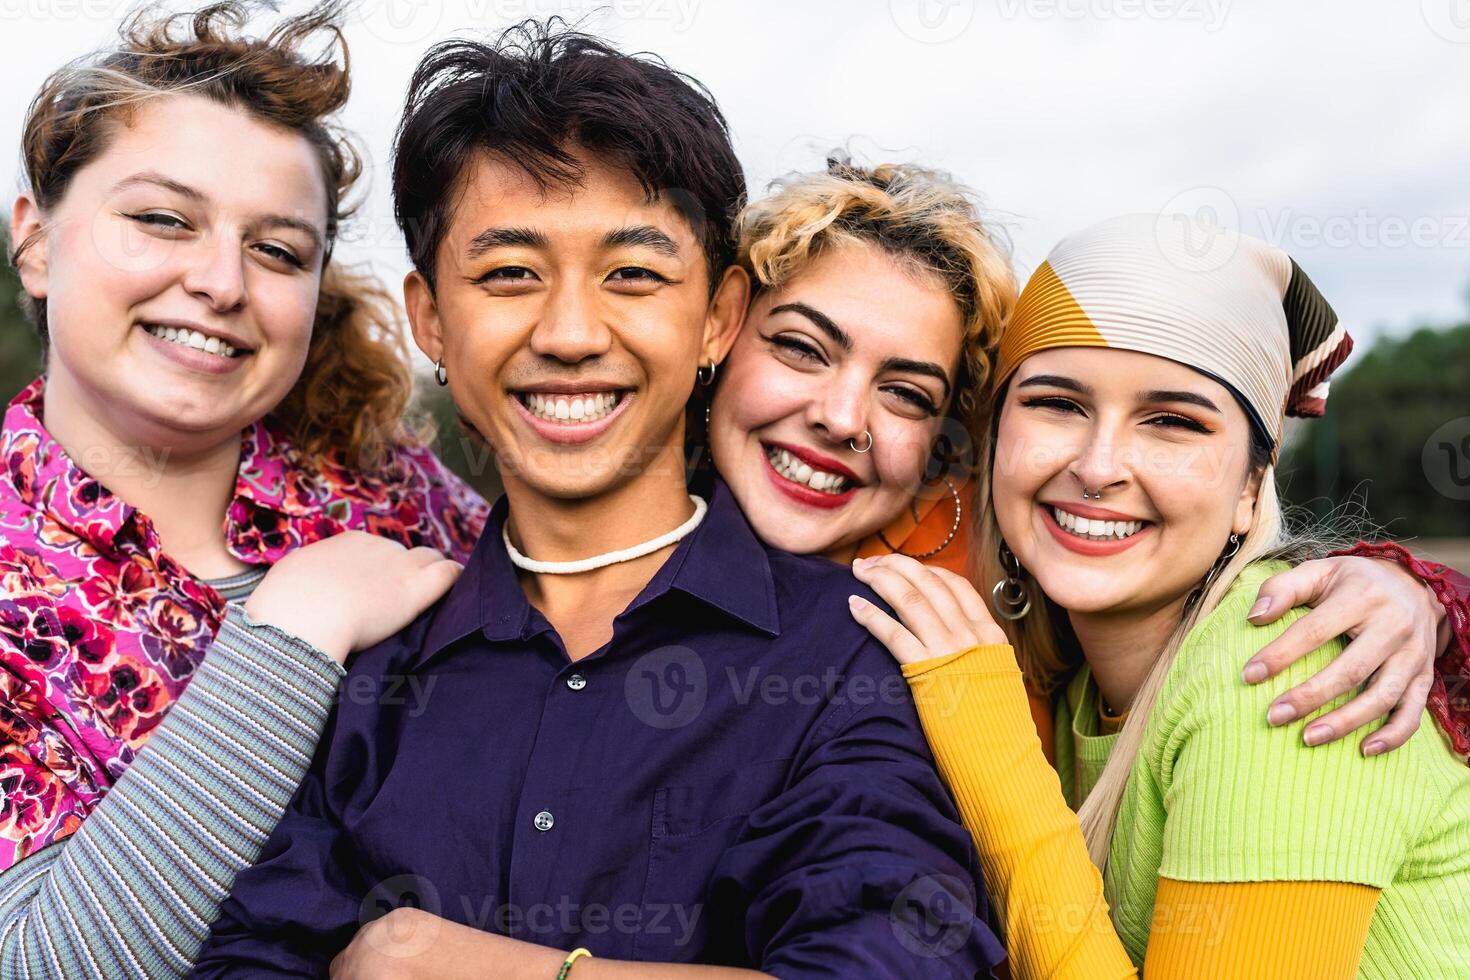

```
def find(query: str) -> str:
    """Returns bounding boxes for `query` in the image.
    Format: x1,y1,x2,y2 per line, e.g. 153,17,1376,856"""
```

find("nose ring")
1081,486,1101,500
848,430,873,454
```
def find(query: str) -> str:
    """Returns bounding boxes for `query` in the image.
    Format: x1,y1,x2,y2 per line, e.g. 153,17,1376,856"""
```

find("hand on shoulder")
244,531,463,664
848,554,1008,665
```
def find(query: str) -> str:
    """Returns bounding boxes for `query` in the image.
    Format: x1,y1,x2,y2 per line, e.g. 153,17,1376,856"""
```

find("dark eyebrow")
1141,389,1222,413
771,302,853,351
602,225,681,258
111,171,205,201
466,226,548,259
1016,373,1092,394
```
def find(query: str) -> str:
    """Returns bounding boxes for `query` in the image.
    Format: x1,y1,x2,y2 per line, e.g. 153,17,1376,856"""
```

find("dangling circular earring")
1187,532,1241,609
991,541,1032,620
434,359,448,386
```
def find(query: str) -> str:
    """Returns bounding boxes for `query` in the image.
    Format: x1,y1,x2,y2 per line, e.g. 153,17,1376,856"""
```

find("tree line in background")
2,260,1465,536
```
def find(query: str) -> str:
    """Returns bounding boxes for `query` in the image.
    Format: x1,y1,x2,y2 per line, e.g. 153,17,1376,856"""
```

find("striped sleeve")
0,603,343,978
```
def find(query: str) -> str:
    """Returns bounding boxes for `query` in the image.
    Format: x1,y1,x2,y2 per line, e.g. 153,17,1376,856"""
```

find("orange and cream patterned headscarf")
994,214,1353,453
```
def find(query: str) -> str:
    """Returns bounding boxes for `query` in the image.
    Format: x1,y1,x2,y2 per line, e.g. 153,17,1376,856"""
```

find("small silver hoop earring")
696,361,717,386
991,541,1032,620
434,359,447,386
848,430,873,454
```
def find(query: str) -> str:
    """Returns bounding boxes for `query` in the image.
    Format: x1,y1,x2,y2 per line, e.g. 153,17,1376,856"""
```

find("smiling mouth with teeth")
1049,505,1150,541
142,323,244,359
517,390,626,424
765,445,854,495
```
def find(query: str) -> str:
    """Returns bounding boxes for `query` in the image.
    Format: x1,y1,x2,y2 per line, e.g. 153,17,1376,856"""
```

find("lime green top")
1054,560,1470,977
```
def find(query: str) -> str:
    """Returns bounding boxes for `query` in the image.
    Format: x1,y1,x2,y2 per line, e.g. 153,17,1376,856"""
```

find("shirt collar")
416,477,780,667
1,375,321,555
2,377,137,552
231,413,335,519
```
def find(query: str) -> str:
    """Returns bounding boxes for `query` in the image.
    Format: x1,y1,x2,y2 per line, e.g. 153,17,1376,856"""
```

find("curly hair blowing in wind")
736,157,1018,457
11,0,417,469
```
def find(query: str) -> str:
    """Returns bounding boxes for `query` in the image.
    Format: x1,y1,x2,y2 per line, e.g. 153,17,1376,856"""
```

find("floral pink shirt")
0,377,489,867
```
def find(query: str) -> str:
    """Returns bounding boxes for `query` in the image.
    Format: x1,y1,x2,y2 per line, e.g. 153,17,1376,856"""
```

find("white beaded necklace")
502,494,708,575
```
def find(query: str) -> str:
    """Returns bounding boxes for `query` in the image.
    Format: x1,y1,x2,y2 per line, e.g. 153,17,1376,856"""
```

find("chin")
508,453,638,501
1030,567,1138,615
750,517,836,559
124,387,246,436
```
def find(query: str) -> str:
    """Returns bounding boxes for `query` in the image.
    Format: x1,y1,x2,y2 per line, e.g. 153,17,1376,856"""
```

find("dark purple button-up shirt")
192,479,1004,978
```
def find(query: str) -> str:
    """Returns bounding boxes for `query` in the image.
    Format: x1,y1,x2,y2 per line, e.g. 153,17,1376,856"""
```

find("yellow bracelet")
557,947,593,979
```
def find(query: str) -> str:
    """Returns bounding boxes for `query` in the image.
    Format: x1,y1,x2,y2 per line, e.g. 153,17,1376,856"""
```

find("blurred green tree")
1279,321,1470,537
1,260,43,402
414,381,504,502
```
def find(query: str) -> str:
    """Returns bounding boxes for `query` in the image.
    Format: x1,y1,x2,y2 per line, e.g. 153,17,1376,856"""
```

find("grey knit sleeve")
0,603,343,978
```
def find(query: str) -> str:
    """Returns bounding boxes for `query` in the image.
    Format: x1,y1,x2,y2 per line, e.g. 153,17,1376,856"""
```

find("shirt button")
566,673,587,691
533,810,555,832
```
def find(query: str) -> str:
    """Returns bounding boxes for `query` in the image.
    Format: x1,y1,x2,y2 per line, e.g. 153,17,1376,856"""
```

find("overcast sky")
5,0,1470,362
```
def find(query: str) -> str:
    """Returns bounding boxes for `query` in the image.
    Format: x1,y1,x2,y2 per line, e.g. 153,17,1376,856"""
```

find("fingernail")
1242,661,1267,684
1247,597,1273,621
848,594,867,609
852,557,873,570
1303,723,1332,746
1363,740,1386,757
1267,702,1296,725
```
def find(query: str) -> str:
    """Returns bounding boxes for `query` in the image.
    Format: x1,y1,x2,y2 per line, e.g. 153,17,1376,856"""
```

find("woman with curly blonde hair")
707,157,1462,976
710,155,1011,570
0,2,484,974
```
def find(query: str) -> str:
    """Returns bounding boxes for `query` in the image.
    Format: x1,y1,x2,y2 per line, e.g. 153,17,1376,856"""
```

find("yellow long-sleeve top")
902,644,1379,979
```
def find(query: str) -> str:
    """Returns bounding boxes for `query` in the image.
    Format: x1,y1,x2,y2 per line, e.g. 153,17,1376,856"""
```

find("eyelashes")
469,265,674,288
122,211,307,269
768,336,940,416
1019,396,1212,434
771,335,821,361
605,267,670,284
127,211,188,230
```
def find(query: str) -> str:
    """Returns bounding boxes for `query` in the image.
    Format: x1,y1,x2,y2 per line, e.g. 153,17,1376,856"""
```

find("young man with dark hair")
193,23,1003,979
